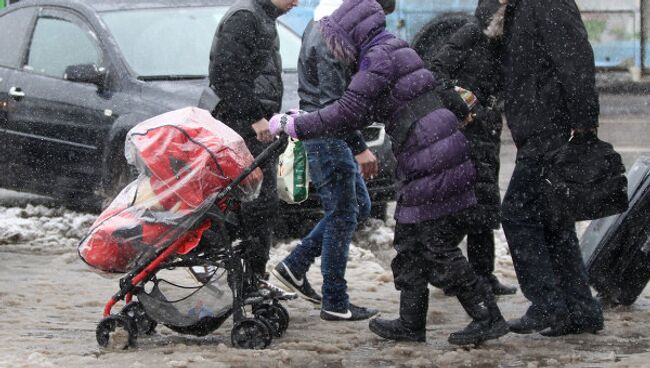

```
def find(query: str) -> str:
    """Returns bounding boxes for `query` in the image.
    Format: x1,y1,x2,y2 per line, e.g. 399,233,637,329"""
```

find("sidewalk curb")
597,82,650,94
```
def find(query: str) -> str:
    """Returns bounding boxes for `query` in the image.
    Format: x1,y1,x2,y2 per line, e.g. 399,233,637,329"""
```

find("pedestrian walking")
272,0,394,322
499,0,604,336
208,0,298,286
269,0,509,345
427,0,516,296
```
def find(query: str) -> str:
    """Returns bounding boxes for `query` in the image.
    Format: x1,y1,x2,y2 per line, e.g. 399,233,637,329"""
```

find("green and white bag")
277,138,309,204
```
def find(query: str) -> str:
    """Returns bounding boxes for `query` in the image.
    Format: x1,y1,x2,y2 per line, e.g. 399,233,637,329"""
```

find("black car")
0,0,395,218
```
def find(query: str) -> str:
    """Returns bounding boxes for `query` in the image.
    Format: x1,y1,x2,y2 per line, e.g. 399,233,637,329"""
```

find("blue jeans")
283,138,371,311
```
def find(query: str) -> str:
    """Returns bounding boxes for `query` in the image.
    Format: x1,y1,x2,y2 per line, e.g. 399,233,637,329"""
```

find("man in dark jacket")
427,0,516,296
500,0,603,336
209,0,298,282
273,0,393,322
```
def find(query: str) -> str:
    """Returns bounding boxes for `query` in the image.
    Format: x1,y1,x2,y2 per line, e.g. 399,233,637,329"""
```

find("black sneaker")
257,279,297,301
272,262,322,304
321,303,379,321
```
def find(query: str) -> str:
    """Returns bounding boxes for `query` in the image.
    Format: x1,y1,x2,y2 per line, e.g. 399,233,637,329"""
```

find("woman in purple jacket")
269,0,508,345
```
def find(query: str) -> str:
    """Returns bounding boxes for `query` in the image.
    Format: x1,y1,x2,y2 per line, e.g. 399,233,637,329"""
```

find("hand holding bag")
544,132,629,221
277,138,309,204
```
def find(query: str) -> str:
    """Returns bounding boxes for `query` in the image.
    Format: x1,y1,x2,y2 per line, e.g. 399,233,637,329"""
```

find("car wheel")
411,13,473,66
101,156,137,210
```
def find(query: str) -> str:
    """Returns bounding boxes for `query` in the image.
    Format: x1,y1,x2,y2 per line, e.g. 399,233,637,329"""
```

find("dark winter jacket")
294,0,476,224
209,0,284,138
502,0,599,155
429,19,503,229
298,20,368,155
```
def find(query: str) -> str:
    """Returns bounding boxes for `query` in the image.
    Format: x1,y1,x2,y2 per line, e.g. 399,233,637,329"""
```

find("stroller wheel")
255,315,277,337
253,304,289,337
121,301,157,336
273,303,290,333
96,314,138,349
231,318,272,349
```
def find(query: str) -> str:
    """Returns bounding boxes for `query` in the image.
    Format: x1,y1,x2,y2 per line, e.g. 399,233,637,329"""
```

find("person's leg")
317,141,360,313
502,158,568,332
467,230,517,295
540,214,603,336
274,139,332,304
420,215,508,346
369,222,429,342
285,160,370,276
239,139,278,279
355,169,371,223
282,219,325,276
467,230,494,277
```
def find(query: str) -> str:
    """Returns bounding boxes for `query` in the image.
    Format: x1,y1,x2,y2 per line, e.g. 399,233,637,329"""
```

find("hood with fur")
319,0,386,64
475,0,507,39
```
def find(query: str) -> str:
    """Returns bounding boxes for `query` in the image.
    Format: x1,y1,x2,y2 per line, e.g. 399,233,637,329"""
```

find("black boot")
486,275,517,296
448,282,509,346
369,289,428,342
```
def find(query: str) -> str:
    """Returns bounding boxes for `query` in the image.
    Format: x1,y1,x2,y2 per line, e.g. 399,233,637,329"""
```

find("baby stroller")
78,107,294,350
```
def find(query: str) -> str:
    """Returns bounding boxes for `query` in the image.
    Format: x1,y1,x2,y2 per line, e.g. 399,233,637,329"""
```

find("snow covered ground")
1,202,650,368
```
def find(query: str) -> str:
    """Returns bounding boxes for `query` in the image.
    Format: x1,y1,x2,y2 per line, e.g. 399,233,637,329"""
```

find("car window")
0,7,36,68
25,16,101,78
277,25,301,71
100,6,300,78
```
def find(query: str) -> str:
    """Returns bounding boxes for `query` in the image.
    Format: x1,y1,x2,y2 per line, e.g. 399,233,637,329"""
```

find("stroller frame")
96,136,292,350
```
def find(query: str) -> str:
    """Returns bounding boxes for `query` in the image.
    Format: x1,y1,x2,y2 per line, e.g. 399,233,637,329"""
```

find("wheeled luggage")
581,155,650,306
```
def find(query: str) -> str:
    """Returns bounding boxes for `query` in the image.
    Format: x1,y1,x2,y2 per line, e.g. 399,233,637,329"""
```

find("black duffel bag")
544,133,629,221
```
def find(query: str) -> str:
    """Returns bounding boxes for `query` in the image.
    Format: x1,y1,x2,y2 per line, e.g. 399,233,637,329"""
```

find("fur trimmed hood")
319,0,386,64
475,0,507,39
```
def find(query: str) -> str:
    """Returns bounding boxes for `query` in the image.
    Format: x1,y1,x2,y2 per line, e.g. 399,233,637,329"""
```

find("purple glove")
269,113,298,138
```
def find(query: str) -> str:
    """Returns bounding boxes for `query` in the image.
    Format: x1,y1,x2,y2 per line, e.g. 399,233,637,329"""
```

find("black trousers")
467,230,496,278
502,155,602,326
392,214,480,296
239,137,279,277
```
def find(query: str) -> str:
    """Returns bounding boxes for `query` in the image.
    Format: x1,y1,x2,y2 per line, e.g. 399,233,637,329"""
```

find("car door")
0,6,37,190
6,7,116,196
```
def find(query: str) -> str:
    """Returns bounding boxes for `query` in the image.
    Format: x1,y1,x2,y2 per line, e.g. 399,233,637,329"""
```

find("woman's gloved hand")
269,113,298,138
454,86,479,110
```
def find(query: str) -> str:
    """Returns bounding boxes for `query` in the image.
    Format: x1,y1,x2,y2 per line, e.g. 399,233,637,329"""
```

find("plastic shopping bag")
277,138,309,204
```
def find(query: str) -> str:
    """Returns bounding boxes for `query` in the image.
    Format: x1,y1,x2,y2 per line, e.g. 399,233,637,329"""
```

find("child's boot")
369,289,428,342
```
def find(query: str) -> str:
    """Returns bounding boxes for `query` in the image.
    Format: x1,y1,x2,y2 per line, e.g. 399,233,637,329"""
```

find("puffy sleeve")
294,47,395,140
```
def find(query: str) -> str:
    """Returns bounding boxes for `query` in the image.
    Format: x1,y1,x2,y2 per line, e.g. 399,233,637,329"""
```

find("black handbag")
544,134,629,221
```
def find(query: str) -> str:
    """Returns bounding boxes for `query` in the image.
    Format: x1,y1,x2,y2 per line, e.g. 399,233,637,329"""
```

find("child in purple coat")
269,0,508,345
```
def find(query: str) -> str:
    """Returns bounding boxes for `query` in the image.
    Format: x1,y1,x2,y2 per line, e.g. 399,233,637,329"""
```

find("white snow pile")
0,204,96,253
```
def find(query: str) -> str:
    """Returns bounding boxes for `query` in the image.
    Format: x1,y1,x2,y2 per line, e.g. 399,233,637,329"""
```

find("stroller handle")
214,134,289,202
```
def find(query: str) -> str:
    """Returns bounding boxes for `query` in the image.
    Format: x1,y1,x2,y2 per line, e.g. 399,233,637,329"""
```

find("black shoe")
369,318,426,342
450,284,509,346
272,262,321,304
539,318,604,337
321,303,379,321
486,275,517,296
508,315,551,334
448,316,510,346
257,279,297,301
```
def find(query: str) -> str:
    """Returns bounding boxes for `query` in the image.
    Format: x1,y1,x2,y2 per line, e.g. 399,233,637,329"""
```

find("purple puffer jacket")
294,0,476,224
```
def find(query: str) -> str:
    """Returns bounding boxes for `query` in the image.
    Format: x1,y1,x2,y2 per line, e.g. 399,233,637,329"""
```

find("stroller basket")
138,268,233,335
